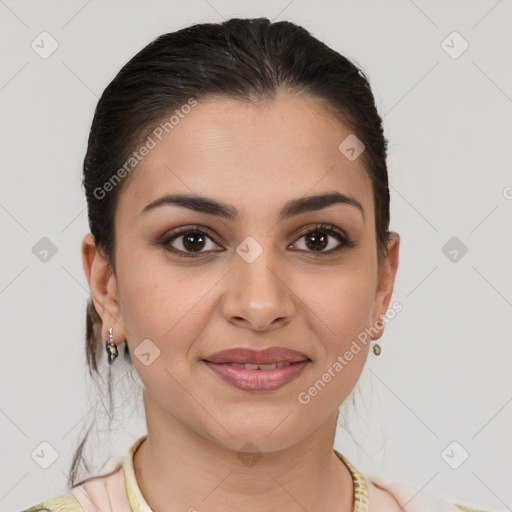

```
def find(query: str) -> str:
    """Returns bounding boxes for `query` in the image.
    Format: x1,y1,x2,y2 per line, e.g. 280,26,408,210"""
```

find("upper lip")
203,347,310,365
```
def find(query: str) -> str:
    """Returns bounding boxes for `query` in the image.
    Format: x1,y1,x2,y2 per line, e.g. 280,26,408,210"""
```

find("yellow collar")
123,435,369,512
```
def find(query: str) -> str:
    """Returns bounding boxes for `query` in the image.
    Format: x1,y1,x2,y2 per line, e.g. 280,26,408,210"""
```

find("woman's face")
84,90,399,452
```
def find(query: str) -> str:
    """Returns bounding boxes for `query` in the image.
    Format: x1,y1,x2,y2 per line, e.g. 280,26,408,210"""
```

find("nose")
221,249,295,332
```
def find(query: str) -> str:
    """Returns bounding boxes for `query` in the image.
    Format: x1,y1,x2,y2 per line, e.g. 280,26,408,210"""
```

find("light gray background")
1,1,511,511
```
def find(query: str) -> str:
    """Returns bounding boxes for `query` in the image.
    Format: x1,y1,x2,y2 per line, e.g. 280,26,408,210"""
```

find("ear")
371,231,400,340
81,233,126,345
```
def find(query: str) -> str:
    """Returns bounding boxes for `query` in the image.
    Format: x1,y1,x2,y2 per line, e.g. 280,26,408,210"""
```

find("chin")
200,415,311,454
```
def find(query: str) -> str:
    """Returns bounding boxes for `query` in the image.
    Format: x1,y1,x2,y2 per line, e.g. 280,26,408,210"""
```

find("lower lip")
203,361,310,391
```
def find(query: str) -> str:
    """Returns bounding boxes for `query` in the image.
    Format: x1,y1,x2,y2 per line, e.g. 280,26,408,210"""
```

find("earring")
105,327,119,365
372,316,383,356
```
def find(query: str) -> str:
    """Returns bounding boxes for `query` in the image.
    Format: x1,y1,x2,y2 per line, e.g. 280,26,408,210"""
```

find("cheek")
115,246,219,356
298,266,375,401
301,263,376,343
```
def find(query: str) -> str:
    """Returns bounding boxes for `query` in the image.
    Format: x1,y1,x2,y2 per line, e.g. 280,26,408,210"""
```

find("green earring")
105,327,119,364
372,343,381,356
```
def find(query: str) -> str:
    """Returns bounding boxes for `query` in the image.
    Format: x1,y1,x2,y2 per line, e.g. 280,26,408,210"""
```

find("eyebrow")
139,191,365,223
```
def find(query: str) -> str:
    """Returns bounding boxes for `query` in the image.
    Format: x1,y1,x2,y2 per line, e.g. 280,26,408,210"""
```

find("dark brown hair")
71,16,390,487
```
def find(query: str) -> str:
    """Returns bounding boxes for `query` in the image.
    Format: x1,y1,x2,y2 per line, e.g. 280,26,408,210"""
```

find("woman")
20,17,493,512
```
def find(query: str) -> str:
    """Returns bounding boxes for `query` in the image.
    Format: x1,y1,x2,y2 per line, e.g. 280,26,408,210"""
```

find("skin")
82,90,400,511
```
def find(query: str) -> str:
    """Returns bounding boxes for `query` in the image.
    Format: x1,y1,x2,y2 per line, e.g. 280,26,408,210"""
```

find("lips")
203,346,310,365
219,362,293,370
202,346,311,391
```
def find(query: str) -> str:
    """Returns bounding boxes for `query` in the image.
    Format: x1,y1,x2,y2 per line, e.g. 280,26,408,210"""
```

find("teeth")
258,363,277,370
229,363,246,369
225,362,293,370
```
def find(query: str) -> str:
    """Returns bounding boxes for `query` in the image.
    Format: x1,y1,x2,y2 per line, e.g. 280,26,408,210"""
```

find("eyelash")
157,223,355,258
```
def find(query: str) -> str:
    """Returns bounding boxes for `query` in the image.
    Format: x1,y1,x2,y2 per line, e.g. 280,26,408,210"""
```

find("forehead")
119,91,374,222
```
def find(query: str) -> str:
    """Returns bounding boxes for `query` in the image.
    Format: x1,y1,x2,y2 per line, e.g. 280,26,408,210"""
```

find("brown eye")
159,227,222,257
291,224,355,254
304,230,329,251
181,231,208,252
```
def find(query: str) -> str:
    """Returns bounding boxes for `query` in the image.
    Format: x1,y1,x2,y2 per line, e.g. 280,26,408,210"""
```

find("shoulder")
367,479,494,512
18,492,84,512
19,463,128,512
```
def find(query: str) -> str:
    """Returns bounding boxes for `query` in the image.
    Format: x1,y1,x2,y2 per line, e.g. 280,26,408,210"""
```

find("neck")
133,394,355,512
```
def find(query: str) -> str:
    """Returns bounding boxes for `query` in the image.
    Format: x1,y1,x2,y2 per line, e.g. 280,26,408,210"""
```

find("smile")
202,360,310,391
